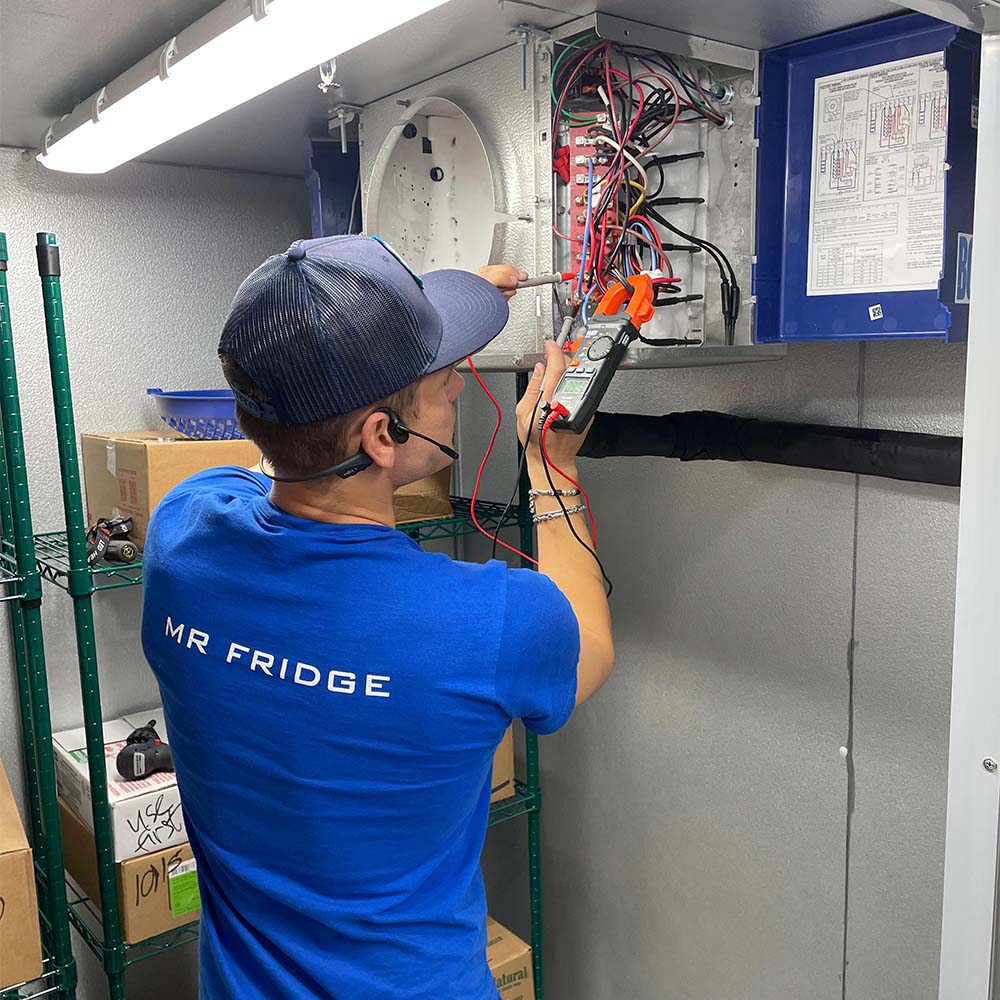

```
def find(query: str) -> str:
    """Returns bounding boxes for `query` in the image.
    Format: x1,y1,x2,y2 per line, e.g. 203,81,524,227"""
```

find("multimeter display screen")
560,378,590,396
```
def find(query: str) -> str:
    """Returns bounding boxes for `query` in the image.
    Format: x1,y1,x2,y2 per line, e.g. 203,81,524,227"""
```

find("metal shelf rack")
0,232,76,999
9,232,548,999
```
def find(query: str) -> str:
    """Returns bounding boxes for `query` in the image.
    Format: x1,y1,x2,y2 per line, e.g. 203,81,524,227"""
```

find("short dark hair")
221,353,419,479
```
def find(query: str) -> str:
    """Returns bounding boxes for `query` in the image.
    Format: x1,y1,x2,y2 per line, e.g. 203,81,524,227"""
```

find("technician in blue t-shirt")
140,235,615,1000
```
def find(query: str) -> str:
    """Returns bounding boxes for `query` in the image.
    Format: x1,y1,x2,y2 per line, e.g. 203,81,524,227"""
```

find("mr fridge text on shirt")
163,617,391,698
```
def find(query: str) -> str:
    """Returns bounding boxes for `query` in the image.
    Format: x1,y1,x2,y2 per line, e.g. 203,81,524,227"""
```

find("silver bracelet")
532,503,586,524
528,487,580,516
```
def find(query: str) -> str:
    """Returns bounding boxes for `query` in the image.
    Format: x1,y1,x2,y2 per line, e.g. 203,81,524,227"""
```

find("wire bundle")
551,34,741,343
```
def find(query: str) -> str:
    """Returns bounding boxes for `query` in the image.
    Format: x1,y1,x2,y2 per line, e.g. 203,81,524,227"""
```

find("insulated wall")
0,148,306,1000
468,338,963,998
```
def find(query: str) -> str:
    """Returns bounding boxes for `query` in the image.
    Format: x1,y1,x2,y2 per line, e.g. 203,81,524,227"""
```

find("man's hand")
516,340,591,468
477,264,529,300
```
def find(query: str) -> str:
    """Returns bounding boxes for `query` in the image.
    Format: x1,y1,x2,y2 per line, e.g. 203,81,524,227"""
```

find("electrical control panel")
341,9,978,366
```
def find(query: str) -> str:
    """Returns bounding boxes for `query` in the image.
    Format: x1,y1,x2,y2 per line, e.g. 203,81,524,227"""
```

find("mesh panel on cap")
219,255,437,424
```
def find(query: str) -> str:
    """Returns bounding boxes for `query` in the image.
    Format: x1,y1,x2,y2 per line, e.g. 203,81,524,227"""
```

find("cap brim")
421,269,509,372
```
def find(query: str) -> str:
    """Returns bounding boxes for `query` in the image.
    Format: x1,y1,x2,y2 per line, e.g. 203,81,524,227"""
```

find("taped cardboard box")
491,728,515,804
60,799,200,945
487,917,534,1000
81,432,261,547
81,431,452,544
0,761,42,992
53,708,186,862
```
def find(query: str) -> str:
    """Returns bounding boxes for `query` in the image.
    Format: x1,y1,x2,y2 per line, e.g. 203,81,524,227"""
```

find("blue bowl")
146,388,244,441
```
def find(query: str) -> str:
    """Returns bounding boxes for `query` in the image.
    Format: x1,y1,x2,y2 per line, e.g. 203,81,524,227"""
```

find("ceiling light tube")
38,0,448,173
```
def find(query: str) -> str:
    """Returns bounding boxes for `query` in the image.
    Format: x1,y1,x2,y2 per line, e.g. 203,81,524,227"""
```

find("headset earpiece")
372,406,459,462
375,407,409,445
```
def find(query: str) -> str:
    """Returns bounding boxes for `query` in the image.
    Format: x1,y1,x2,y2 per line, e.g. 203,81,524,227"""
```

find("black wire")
623,49,635,141
491,388,543,560
643,204,739,343
539,414,613,596
643,203,736,285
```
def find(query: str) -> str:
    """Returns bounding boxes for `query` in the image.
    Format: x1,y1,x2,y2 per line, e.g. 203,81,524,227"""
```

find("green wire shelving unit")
0,233,76,1000
11,233,548,999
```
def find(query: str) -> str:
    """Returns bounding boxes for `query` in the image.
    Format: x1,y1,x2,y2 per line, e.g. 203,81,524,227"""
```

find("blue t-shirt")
140,468,579,1000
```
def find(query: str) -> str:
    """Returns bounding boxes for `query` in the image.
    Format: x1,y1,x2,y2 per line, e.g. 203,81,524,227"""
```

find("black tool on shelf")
115,719,174,781
86,516,139,567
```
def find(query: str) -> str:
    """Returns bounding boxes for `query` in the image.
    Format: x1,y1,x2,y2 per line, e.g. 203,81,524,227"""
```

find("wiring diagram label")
807,52,948,297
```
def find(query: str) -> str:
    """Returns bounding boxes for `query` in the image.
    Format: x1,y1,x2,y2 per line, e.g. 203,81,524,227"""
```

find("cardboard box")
392,467,453,525
82,431,452,542
491,728,515,804
0,762,42,992
487,917,534,1000
53,708,186,862
60,799,200,945
81,431,261,547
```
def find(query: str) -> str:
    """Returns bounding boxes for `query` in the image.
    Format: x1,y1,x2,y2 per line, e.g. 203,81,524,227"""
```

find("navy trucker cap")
218,235,509,424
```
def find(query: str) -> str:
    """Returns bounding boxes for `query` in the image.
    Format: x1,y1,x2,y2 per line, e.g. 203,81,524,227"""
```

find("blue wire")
628,220,664,271
580,285,596,324
576,157,595,299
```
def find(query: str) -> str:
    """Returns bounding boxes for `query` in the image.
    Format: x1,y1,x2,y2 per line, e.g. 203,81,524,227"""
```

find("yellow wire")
628,179,646,214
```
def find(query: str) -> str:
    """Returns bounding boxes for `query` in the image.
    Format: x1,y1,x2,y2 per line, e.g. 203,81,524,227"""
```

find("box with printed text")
487,916,534,1000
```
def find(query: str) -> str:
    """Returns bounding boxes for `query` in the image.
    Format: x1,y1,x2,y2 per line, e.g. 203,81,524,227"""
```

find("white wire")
596,135,648,192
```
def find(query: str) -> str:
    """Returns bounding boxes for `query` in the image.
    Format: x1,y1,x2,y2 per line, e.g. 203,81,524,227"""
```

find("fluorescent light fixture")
38,0,448,173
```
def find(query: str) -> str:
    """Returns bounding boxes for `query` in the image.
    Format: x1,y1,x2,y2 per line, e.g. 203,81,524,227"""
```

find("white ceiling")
1,0,913,178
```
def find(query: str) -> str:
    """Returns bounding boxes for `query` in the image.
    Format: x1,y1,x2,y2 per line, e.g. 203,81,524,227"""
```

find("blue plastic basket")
146,388,245,441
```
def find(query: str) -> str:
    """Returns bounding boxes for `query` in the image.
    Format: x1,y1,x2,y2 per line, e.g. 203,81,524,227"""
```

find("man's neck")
269,472,396,527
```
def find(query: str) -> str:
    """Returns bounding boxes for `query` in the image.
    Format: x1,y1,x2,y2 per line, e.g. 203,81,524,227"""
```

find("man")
141,235,614,1000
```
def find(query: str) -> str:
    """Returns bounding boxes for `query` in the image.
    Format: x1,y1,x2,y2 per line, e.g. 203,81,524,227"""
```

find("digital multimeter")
548,274,656,434
548,314,638,434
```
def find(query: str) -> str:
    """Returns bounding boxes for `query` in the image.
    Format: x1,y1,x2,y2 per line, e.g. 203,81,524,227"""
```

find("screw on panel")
516,26,529,90
507,23,550,92
984,758,998,773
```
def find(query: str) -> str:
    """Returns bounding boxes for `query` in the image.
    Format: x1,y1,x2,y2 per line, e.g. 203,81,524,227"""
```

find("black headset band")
258,407,456,483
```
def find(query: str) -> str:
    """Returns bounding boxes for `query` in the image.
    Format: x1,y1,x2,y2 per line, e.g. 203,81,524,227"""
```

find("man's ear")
358,409,397,469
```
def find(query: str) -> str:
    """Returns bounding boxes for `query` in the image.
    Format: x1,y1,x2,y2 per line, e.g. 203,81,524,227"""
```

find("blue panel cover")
756,13,979,342
305,137,362,239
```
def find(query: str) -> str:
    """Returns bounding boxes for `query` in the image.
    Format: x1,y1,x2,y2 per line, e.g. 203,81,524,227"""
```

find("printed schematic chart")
807,52,948,296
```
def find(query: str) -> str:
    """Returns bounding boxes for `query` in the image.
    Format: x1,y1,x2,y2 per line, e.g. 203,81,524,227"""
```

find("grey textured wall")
474,338,964,1000
0,148,306,999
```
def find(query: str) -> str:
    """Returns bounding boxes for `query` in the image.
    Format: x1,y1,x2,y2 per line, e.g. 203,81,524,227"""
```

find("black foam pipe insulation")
579,410,961,487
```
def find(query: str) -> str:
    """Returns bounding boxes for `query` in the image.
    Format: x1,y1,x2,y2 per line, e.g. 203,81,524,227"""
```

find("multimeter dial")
586,336,615,361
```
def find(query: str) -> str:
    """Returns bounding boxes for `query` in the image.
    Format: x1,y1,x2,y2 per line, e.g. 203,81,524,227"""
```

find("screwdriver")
516,271,577,288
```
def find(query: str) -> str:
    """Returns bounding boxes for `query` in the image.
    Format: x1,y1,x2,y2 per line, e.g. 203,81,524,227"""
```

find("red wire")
540,418,598,549
465,357,538,566
604,48,621,141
